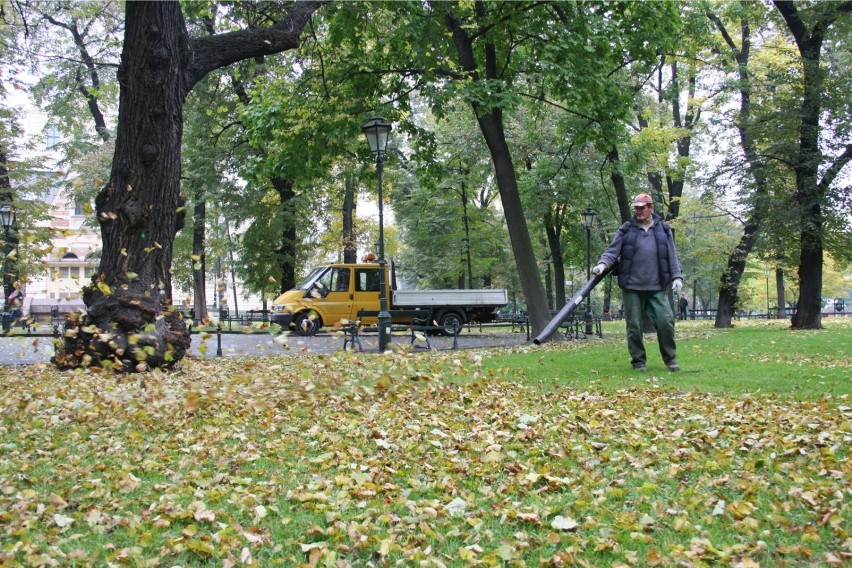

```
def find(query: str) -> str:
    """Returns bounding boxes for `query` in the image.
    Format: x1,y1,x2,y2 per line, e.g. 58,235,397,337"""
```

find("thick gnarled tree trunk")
53,0,324,371
54,2,189,371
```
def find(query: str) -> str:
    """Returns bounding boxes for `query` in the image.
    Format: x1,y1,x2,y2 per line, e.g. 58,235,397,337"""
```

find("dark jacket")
597,214,683,291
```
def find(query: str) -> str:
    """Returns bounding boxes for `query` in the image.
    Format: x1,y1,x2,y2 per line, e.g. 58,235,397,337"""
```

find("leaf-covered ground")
0,339,850,566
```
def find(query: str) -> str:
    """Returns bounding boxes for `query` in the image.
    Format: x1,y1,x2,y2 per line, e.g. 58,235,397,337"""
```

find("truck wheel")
438,311,464,336
294,312,322,336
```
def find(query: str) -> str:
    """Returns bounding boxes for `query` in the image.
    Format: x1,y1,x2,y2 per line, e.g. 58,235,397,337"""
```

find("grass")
482,319,852,398
0,320,849,566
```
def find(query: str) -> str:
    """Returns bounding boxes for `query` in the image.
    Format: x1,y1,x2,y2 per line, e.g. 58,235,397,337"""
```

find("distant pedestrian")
7,289,23,320
592,193,684,372
678,295,689,320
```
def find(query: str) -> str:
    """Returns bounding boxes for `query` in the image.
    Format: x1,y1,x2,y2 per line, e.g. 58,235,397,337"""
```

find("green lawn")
483,319,851,398
0,320,849,566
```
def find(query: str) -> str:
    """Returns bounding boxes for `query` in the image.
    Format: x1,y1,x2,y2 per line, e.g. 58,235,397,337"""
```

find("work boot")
666,362,680,372
633,364,647,372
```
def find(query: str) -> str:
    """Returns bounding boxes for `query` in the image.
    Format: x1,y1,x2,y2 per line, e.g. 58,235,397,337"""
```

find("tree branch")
184,1,327,94
818,143,852,192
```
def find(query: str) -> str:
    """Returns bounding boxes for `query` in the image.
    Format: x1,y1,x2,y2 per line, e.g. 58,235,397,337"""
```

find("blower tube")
533,264,615,345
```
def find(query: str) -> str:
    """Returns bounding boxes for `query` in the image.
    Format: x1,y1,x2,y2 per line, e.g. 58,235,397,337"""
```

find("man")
678,295,689,320
592,193,684,372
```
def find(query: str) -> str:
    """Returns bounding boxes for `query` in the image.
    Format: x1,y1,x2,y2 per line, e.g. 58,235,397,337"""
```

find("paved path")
0,328,532,366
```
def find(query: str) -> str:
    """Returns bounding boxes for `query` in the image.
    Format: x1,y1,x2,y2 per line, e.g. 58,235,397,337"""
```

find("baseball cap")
631,195,653,207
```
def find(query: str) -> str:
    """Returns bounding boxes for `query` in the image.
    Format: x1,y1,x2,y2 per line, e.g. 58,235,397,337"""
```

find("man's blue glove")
672,278,683,295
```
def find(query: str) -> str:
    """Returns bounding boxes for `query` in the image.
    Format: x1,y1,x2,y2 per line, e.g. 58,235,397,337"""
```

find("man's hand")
592,263,607,276
672,278,683,295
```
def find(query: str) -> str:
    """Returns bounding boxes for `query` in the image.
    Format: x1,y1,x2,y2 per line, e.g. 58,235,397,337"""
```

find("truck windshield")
294,267,326,290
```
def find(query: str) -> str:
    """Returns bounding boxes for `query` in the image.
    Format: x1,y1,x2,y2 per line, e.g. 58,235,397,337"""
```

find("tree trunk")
775,2,825,329
54,2,190,371
273,177,298,293
52,0,323,371
607,148,631,222
707,12,773,328
545,221,566,308
445,7,550,336
714,221,761,328
476,110,550,333
460,181,473,289
342,174,357,264
192,193,207,325
1,151,18,314
775,267,786,318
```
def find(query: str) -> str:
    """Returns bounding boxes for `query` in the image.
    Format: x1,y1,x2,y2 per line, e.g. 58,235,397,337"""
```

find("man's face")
633,201,653,221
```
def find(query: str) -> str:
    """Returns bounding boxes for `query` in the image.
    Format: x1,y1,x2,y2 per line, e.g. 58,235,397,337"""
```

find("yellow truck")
270,262,508,336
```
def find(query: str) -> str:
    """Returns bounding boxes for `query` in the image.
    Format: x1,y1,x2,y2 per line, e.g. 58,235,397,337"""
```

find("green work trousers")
622,289,677,368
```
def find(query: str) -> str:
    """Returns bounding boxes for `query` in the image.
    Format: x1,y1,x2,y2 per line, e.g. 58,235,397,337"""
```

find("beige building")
27,181,100,302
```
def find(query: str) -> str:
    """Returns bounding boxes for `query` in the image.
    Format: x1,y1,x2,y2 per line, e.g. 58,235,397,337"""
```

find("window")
46,125,61,148
61,266,80,280
84,266,97,278
356,269,381,292
74,200,84,216
315,267,350,295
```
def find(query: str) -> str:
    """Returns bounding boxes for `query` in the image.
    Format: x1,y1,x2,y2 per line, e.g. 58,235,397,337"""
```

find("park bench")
343,308,446,351
239,310,269,325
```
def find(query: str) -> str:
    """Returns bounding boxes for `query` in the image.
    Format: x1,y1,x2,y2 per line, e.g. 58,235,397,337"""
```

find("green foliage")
393,102,508,289
13,0,122,142
669,196,741,308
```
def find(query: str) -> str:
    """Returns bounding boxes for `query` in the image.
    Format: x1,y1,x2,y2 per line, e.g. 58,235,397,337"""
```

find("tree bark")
53,0,324,371
273,177,298,293
445,6,551,336
342,174,357,264
775,267,786,318
192,191,207,324
707,12,771,328
774,0,852,329
544,218,566,308
607,148,631,223
1,150,18,313
54,1,190,371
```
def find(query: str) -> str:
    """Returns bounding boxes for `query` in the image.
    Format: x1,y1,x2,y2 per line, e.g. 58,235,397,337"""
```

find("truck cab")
270,263,385,335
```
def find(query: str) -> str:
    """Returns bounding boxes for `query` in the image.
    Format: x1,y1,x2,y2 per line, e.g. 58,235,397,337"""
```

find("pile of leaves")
0,346,849,566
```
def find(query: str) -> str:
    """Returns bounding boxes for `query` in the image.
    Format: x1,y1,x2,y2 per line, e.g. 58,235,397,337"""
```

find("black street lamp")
1,203,16,332
363,116,393,351
764,266,771,319
581,207,596,336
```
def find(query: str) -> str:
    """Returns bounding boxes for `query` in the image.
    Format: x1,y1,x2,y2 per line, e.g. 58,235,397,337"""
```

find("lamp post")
764,266,771,319
1,204,16,332
581,207,596,336
363,116,393,351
